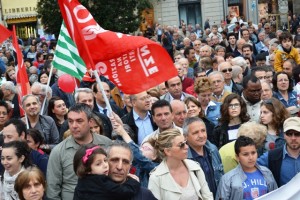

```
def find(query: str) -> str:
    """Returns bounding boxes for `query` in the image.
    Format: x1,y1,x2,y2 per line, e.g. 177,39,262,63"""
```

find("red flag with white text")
12,25,31,116
0,24,12,44
58,0,178,94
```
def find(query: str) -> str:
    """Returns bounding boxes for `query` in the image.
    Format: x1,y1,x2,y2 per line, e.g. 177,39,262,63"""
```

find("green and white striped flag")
53,22,86,80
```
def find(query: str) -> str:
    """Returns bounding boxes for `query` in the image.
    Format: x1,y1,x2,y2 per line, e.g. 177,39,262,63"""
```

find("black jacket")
121,110,157,144
74,174,140,200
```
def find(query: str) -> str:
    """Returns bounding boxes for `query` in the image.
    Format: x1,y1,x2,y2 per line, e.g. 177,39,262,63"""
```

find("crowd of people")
0,16,300,200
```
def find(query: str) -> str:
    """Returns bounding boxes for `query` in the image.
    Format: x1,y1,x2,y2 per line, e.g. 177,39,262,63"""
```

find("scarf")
2,167,25,200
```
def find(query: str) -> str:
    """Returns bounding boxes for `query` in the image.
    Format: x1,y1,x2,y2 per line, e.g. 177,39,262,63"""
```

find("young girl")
73,144,140,200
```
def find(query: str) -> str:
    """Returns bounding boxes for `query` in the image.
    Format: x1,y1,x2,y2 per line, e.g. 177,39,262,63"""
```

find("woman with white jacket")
148,128,213,200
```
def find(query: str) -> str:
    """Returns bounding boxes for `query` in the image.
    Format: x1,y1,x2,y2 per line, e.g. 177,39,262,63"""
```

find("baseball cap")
283,117,300,132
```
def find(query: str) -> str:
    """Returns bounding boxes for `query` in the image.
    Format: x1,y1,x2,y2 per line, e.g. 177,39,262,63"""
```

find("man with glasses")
122,91,157,145
241,75,262,122
208,71,230,103
218,62,242,95
183,117,224,197
31,82,51,115
258,117,300,187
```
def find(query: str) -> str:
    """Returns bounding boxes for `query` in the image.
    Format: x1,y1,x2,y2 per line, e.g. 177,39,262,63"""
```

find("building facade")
1,0,38,39
151,0,299,29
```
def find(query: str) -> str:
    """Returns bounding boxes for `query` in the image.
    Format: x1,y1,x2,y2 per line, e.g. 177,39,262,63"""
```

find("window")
178,0,201,26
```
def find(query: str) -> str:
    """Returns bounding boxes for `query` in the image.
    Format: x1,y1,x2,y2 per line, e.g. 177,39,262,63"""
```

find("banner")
12,25,31,116
0,24,12,44
58,0,178,94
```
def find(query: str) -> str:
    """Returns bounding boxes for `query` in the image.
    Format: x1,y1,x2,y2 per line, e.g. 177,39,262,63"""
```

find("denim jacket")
216,164,278,200
205,101,221,126
273,91,298,108
187,141,224,188
128,141,159,187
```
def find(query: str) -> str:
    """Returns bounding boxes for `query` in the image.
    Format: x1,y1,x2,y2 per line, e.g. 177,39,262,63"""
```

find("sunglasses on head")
221,68,232,73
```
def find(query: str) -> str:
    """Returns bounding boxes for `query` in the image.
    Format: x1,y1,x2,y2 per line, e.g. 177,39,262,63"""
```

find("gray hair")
238,121,267,148
232,65,243,80
107,140,133,163
182,117,205,136
74,88,93,103
31,82,52,97
1,81,16,94
231,57,247,70
22,94,40,107
208,71,225,81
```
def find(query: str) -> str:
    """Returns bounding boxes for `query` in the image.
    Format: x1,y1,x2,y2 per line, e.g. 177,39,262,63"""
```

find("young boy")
274,32,300,72
216,136,277,200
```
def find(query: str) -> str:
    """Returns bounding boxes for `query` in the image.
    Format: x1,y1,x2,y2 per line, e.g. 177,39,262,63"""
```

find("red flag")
0,24,12,44
12,25,31,116
58,0,178,94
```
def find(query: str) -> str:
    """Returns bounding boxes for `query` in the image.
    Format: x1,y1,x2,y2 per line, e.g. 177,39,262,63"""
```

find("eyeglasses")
221,68,232,73
229,103,240,109
176,140,188,149
285,131,300,137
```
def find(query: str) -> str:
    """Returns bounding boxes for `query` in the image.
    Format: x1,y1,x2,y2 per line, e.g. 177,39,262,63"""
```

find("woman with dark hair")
272,72,298,113
38,71,49,85
48,96,67,137
5,66,16,83
1,141,32,199
33,52,45,68
260,97,290,151
212,93,250,149
27,128,46,155
90,113,104,135
184,96,215,142
14,167,46,200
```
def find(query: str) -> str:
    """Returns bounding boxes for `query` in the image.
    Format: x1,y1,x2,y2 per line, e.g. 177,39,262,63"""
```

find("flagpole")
93,70,113,116
40,62,54,114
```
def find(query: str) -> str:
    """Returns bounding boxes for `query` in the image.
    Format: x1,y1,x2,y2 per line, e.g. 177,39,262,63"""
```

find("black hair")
151,99,172,116
251,66,267,75
3,119,27,138
279,31,293,44
68,103,93,120
2,141,32,168
242,44,253,52
234,136,256,155
242,75,259,89
27,129,45,148
183,46,194,58
165,75,181,88
256,53,266,61
227,32,237,40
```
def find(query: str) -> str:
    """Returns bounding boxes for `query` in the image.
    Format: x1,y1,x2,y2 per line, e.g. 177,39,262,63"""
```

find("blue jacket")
206,101,221,126
187,141,224,188
128,142,159,187
216,164,278,200
273,91,298,108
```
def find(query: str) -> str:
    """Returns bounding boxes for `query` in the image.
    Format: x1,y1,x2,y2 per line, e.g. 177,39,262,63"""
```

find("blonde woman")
148,128,213,200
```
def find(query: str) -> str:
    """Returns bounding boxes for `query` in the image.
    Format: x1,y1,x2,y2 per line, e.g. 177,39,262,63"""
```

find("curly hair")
194,77,212,94
260,97,290,134
272,72,294,92
184,96,205,118
219,93,250,124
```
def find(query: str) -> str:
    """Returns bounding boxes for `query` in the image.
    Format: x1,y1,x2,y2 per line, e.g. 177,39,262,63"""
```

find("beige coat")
148,159,213,200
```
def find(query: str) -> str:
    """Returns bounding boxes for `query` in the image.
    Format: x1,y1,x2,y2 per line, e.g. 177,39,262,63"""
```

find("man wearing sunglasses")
258,117,300,187
218,61,243,95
